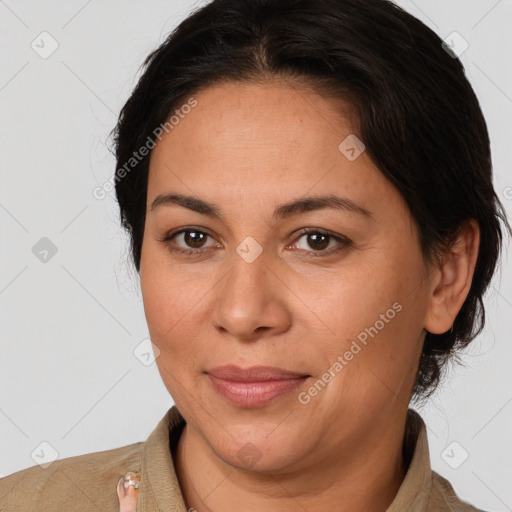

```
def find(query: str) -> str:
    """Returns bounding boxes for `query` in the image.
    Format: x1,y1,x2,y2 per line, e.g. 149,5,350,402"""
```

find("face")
140,80,432,473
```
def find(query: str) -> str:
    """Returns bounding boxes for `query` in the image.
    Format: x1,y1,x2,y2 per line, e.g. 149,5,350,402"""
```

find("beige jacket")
0,407,487,511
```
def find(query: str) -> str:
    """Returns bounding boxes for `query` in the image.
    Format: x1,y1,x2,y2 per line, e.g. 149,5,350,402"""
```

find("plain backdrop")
1,0,511,510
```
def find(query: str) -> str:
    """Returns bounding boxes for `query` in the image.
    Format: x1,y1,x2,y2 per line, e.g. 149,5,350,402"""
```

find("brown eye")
160,227,351,258
162,228,219,256
181,230,208,249
304,233,330,251
292,229,351,255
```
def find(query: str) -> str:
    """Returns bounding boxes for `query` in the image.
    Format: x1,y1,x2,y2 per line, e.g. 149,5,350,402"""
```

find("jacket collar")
135,406,433,512
386,408,433,511
137,406,187,512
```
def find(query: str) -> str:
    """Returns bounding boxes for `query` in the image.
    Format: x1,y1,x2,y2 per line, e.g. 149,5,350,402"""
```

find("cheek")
140,269,172,339
139,247,213,391
140,240,197,337
140,259,201,402
314,254,424,385
316,260,399,335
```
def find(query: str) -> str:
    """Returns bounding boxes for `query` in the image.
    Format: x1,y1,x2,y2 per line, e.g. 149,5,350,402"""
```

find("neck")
173,412,408,512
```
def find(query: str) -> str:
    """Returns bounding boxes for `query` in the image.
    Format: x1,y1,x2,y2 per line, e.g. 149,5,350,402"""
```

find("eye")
160,228,219,256
288,228,352,256
159,227,352,257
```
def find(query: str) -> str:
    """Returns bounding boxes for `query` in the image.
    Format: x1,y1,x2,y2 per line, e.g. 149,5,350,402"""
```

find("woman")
1,0,509,510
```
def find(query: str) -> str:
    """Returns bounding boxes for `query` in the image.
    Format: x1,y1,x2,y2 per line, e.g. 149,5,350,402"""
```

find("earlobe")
423,219,480,335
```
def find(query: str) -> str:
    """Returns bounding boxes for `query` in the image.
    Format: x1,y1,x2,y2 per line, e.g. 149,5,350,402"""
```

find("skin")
139,80,480,512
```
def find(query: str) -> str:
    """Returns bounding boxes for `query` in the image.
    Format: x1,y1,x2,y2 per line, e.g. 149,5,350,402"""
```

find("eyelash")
159,227,352,258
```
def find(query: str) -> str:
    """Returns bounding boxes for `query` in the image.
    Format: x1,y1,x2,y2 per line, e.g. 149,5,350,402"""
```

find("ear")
424,219,480,335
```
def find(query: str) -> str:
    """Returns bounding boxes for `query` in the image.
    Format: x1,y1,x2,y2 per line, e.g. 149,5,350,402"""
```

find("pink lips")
206,365,309,408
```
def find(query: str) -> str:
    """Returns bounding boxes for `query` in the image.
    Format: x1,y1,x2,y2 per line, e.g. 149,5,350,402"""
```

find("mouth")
205,365,310,408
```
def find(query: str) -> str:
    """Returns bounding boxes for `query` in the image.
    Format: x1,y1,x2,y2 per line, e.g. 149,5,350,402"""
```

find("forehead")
155,79,357,157
147,80,404,222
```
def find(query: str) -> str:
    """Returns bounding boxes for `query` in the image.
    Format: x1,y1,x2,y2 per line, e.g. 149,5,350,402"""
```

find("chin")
207,424,311,474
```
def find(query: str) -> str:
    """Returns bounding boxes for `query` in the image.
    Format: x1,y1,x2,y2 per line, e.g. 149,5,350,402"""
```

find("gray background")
1,0,511,510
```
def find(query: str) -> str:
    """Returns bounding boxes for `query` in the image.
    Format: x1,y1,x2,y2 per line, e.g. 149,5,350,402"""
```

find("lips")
206,365,310,407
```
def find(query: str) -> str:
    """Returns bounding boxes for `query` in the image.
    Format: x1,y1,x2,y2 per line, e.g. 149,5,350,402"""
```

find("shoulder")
428,470,489,512
0,441,142,512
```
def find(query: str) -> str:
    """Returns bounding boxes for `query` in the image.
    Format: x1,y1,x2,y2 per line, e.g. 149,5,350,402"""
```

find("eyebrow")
150,193,373,221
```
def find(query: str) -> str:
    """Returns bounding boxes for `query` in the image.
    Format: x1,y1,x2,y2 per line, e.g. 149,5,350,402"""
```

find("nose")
209,248,292,342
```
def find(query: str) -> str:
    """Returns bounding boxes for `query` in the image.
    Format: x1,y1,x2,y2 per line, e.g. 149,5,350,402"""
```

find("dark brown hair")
112,0,511,402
